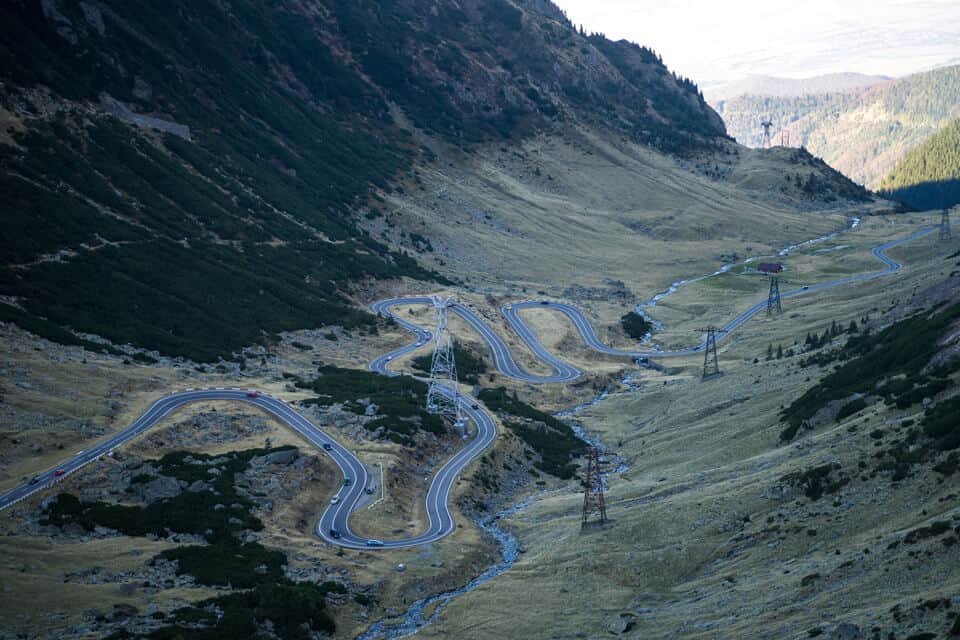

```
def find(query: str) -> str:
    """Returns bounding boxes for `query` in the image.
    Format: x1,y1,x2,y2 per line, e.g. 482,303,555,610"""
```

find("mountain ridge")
711,64,960,187
706,72,889,102
879,118,960,210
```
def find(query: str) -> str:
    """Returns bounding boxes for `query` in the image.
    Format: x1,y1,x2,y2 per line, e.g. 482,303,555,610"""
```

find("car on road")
329,528,341,539
471,403,479,409
246,391,259,398
386,356,393,361
322,443,333,451
29,477,40,485
540,301,549,305
801,286,809,290
330,495,340,504
366,539,384,547
54,469,66,477
343,477,352,486
365,487,375,495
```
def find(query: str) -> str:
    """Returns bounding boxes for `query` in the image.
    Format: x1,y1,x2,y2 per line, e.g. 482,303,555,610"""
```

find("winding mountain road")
0,224,939,549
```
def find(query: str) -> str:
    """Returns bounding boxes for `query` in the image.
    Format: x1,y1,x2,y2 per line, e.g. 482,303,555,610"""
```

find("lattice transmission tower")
767,276,782,316
581,447,607,527
699,326,722,379
760,118,773,148
941,209,952,241
425,297,461,424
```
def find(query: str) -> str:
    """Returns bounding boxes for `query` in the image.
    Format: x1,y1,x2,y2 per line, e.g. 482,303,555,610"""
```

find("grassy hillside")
712,65,960,187
0,0,726,361
879,119,960,210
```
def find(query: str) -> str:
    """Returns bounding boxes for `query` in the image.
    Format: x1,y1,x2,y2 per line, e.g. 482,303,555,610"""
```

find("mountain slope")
879,118,960,210
706,72,888,102
0,0,725,361
712,65,960,187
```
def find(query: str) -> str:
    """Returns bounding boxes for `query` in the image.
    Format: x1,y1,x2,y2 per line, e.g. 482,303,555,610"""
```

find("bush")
159,542,285,588
836,397,867,421
620,311,652,340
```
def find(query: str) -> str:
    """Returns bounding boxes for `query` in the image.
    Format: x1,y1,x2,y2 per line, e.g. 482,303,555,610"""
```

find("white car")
330,495,340,504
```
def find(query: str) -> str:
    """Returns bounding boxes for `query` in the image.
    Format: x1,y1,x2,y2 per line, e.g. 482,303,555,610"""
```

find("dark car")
540,301,549,305
329,528,341,539
343,477,352,486
365,487,375,495
322,443,333,451
28,477,39,485
472,403,479,409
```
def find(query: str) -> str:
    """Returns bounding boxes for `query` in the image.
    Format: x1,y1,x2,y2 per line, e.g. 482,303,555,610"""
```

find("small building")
758,262,783,274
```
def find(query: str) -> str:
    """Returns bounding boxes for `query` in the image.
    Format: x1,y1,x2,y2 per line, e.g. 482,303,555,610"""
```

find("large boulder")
252,448,300,467
132,476,182,503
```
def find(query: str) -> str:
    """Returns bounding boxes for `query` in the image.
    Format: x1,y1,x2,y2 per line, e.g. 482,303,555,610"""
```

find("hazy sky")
552,0,960,87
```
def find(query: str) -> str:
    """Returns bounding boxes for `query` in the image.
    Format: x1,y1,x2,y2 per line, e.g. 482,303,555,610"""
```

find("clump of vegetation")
41,446,295,541
44,443,354,639
781,304,960,440
780,463,849,501
620,311,652,340
478,387,586,478
411,341,488,384
295,365,445,444
158,542,285,588
921,394,960,451
836,397,868,421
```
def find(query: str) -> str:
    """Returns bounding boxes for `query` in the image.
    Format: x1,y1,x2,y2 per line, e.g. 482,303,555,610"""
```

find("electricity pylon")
760,118,773,148
581,447,607,527
425,297,462,423
767,276,782,316
941,209,952,241
699,326,722,379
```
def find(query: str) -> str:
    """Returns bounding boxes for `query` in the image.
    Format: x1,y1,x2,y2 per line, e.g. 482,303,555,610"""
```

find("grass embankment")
781,303,960,481
478,387,586,479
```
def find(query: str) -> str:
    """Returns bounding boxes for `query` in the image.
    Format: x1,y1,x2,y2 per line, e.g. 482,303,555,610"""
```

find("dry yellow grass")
409,211,960,639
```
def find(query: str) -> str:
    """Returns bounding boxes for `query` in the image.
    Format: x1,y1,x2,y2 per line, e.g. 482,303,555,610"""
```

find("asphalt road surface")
0,224,938,548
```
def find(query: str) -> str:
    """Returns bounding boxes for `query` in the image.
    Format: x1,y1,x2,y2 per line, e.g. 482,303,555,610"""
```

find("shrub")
836,398,867,421
620,311,652,340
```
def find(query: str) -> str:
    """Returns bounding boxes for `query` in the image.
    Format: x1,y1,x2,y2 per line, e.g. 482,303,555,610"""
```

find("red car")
54,469,66,477
246,391,259,398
